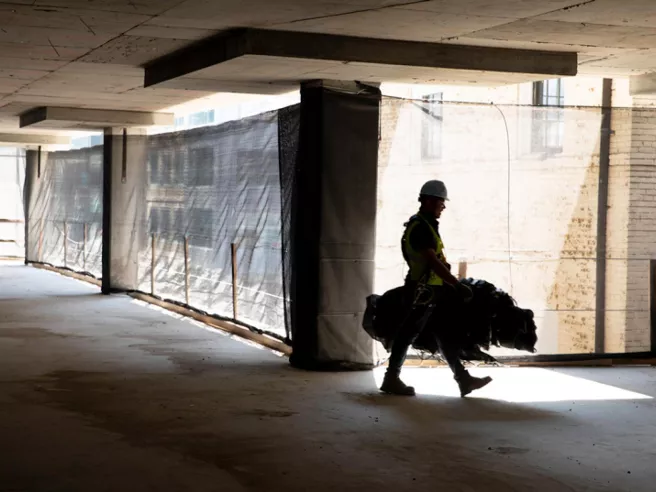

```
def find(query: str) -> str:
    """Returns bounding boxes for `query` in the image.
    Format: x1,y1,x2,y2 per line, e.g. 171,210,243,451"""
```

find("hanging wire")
398,97,515,293
492,104,514,294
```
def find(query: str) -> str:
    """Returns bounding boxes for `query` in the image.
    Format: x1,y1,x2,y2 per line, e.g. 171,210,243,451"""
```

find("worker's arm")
421,248,459,286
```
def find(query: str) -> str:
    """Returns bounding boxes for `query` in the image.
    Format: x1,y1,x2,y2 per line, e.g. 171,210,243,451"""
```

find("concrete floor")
1,263,655,492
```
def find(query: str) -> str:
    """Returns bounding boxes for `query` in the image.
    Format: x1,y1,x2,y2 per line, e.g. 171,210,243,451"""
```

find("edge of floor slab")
28,262,291,357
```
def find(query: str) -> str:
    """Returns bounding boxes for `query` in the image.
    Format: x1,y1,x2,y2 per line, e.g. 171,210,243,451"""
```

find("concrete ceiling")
1,0,656,134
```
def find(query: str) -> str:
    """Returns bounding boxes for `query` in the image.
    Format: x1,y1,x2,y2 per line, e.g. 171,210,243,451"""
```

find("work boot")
456,373,492,397
380,373,416,396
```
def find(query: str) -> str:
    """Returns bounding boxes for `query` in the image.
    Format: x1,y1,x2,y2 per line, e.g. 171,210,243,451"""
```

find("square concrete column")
102,128,148,294
24,148,46,263
289,80,380,370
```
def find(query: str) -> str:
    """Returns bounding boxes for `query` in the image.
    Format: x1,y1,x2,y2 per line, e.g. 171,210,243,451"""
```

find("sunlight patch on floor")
373,366,653,402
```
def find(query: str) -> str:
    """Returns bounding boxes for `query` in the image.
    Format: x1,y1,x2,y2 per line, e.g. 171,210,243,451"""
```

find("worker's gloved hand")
455,282,474,302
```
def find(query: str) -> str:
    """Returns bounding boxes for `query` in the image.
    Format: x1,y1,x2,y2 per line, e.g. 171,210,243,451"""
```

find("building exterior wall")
380,76,656,355
378,77,607,355
603,79,656,353
605,84,632,352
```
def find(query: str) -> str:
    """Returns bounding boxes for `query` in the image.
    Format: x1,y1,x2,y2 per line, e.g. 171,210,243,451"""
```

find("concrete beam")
152,77,296,94
20,107,174,130
630,73,656,96
0,133,70,146
144,28,577,88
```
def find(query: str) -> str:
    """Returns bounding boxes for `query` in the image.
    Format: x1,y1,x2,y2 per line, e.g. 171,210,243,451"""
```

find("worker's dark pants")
386,284,467,380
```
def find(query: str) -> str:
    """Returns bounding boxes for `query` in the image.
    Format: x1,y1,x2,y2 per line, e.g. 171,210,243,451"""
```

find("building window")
420,93,443,160
148,150,183,186
188,208,213,248
532,79,565,155
533,79,564,107
188,110,215,128
187,146,215,186
149,206,183,239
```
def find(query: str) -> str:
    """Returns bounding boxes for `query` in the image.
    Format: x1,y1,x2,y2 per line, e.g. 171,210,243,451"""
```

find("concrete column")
24,148,46,263
102,128,148,294
289,80,380,370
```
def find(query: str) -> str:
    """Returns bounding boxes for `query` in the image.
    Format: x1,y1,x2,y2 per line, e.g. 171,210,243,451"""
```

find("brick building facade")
377,77,653,355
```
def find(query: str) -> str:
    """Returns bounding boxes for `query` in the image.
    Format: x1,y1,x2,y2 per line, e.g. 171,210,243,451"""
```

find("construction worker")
380,180,493,397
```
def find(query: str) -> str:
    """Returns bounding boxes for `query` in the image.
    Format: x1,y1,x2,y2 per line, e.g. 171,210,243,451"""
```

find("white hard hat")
419,180,448,200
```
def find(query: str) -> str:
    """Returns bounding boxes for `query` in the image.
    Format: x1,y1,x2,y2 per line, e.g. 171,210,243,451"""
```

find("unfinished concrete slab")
1,262,655,491
3,0,656,133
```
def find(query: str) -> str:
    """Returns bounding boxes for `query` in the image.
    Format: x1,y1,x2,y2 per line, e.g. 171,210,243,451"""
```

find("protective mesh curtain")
377,97,604,356
28,145,103,277
137,109,289,340
0,147,25,258
278,104,301,341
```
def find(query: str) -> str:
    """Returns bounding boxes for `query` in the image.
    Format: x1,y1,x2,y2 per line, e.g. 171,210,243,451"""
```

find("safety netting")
0,147,26,258
137,109,290,340
25,112,295,342
377,97,605,356
26,145,103,277
24,96,654,357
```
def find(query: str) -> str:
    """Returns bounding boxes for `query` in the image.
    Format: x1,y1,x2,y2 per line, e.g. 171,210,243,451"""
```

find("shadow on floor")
341,390,562,423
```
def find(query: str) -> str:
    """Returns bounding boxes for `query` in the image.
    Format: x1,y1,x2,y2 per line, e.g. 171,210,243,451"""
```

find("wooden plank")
151,233,156,296
63,220,67,267
184,235,190,305
83,222,87,271
651,259,656,353
31,262,101,287
231,242,238,320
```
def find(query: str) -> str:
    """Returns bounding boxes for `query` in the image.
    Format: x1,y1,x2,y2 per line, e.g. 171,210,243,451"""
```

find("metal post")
83,223,88,271
651,260,656,353
231,242,238,320
63,220,68,267
595,78,613,354
121,128,127,184
101,129,113,295
151,233,156,296
184,235,190,305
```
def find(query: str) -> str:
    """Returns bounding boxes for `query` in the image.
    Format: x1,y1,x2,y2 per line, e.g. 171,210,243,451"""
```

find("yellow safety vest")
402,214,446,286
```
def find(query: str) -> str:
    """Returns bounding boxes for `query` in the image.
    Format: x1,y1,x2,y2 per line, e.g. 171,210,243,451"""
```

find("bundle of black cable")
362,278,538,363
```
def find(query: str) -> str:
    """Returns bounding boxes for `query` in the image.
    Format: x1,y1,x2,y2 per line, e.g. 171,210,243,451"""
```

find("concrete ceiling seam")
280,0,434,25
438,0,599,42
